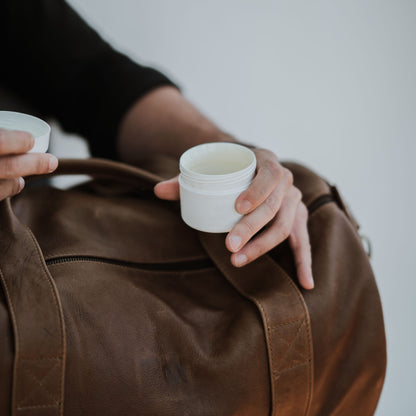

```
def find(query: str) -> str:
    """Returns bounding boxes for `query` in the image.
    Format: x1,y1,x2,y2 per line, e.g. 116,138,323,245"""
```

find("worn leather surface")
0,199,65,416
0,158,386,415
200,233,313,415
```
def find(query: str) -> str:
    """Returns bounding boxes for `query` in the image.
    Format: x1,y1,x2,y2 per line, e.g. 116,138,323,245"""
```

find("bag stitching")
0,268,20,412
24,226,65,415
17,359,60,407
17,404,60,410
268,317,304,331
256,301,277,413
274,319,306,373
266,256,313,415
274,360,309,377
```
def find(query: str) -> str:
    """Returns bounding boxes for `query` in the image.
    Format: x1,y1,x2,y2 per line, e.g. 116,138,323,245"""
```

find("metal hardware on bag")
360,234,373,259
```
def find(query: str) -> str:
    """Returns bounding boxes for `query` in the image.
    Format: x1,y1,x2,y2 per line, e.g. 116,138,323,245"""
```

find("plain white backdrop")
56,1,415,414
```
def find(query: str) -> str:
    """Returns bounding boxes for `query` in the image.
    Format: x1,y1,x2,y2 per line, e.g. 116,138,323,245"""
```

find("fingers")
0,129,35,155
0,178,25,200
0,129,58,202
0,153,58,179
224,146,313,289
226,179,293,252
289,203,314,290
229,186,302,266
154,176,180,200
235,149,292,215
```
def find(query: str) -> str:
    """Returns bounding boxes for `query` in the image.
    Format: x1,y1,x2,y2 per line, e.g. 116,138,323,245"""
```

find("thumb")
154,176,180,200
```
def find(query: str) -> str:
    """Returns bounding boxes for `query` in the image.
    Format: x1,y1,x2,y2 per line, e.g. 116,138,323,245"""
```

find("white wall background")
60,1,416,414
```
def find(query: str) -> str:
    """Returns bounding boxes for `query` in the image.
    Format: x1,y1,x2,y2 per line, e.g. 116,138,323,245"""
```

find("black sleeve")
0,0,177,159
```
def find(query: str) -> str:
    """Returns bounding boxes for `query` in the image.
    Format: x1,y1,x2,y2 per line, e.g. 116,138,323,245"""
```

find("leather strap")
0,159,157,416
200,233,313,416
0,199,65,416
31,158,163,185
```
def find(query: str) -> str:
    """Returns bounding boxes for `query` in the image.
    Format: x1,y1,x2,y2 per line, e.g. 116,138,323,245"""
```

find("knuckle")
21,131,34,150
264,159,281,178
284,168,294,186
298,202,308,219
239,219,256,238
3,157,18,178
36,156,49,173
254,148,271,161
278,221,291,241
248,240,267,260
264,195,279,219
293,187,302,202
240,188,260,209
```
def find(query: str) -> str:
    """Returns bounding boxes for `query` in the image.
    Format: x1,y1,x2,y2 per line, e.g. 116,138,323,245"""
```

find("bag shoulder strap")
0,199,65,416
200,233,314,416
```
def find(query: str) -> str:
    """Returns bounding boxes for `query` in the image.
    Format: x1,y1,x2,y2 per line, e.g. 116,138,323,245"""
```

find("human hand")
154,147,313,290
0,129,58,201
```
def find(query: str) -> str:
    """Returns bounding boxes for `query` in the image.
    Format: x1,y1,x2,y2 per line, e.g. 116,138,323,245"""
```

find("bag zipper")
307,194,335,215
45,193,336,270
45,255,214,271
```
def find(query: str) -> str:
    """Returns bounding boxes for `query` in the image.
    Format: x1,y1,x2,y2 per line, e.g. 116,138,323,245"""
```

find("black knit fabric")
0,0,177,159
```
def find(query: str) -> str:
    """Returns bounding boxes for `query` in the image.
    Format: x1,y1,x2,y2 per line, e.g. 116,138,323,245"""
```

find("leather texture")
0,157,386,416
0,199,65,416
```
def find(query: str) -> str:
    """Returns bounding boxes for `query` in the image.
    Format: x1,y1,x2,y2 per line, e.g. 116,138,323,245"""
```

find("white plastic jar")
0,111,50,153
179,142,256,233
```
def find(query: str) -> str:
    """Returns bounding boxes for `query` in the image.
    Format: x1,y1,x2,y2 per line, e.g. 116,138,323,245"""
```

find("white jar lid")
0,111,51,153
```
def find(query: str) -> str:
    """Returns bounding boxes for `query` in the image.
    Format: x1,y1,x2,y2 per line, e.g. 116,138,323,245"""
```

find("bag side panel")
270,203,386,415
48,261,271,416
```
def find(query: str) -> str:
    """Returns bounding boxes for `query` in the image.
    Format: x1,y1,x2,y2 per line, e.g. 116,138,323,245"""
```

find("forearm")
116,86,236,163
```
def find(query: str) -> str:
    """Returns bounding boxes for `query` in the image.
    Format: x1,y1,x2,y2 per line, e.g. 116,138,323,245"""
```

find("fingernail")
237,200,251,214
305,272,314,289
234,253,247,267
228,235,242,252
309,276,315,289
49,156,58,172
18,177,25,193
29,135,35,149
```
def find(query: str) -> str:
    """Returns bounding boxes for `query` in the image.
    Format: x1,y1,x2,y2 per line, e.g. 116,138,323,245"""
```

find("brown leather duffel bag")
0,158,386,416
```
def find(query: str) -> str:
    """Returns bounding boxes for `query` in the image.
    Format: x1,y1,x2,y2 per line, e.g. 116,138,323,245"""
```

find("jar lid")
0,111,51,153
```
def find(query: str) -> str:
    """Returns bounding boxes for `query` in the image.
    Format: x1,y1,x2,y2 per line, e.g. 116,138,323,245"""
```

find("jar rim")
179,142,256,181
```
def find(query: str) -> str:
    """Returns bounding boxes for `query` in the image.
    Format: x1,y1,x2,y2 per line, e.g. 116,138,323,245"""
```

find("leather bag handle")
200,233,314,416
52,158,164,185
0,199,66,416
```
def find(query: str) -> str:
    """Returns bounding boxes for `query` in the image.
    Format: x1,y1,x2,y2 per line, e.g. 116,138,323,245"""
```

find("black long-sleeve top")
0,0,176,158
